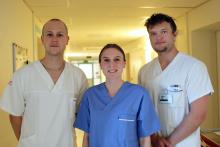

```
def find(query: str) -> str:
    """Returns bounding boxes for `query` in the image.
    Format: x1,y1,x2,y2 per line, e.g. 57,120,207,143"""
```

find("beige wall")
1,0,220,146
0,0,33,146
187,0,220,54
191,31,218,128
217,31,220,124
188,0,220,32
187,0,220,129
123,37,147,83
33,17,44,60
123,0,220,129
176,15,189,54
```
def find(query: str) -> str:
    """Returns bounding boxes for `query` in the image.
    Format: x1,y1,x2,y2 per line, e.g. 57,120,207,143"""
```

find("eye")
162,30,167,34
103,58,110,63
57,33,64,37
150,32,156,37
114,58,121,62
46,33,53,37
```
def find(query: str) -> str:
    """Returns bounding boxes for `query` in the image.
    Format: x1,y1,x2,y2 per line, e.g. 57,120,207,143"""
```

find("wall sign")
12,42,29,72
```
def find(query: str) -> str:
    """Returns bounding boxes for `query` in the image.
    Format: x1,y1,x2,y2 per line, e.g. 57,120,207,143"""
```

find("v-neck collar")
157,52,181,74
101,81,128,105
35,61,67,92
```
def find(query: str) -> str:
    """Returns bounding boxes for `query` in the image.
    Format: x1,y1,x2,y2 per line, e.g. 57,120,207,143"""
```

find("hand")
158,137,173,147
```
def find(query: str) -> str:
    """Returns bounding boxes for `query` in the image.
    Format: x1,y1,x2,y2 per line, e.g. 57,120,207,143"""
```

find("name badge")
159,94,173,104
167,85,183,92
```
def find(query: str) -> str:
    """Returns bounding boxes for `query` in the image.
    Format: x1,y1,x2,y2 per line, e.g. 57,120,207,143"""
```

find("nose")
156,33,163,40
51,35,59,41
108,60,116,68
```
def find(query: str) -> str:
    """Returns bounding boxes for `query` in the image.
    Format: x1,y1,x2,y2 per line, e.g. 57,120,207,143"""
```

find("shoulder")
178,53,208,74
8,61,39,87
81,83,104,100
66,62,85,74
124,82,152,102
139,58,158,74
179,53,211,76
13,61,38,77
65,62,87,81
179,52,206,66
86,83,103,93
125,82,149,94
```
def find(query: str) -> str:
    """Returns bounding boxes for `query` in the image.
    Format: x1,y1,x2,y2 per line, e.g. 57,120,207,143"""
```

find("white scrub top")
74,82,160,147
138,52,213,147
0,61,87,147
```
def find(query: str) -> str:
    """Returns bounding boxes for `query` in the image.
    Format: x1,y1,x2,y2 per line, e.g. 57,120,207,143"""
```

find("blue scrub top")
74,81,160,147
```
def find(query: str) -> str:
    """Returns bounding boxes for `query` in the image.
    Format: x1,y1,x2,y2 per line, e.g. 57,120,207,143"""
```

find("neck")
158,48,178,70
105,79,124,97
40,57,65,71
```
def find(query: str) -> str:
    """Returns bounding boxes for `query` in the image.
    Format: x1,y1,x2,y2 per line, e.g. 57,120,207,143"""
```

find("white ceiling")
24,0,210,54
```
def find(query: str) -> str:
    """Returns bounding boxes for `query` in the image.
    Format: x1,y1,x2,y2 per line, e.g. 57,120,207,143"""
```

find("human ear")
173,31,178,37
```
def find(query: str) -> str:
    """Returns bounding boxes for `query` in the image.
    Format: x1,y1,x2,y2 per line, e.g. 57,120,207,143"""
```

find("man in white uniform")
138,13,213,147
0,19,87,147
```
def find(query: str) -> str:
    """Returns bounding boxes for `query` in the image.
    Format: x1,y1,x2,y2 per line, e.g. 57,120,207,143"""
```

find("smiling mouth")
108,69,118,73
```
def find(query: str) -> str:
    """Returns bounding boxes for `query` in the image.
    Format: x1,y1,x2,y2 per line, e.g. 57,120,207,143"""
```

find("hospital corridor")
1,0,220,146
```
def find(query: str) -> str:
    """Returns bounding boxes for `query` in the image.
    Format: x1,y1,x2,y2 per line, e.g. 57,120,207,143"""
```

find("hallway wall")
176,14,189,54
187,0,220,129
191,30,218,128
123,0,220,130
123,37,147,83
1,0,220,147
217,31,220,125
0,0,34,146
187,0,220,32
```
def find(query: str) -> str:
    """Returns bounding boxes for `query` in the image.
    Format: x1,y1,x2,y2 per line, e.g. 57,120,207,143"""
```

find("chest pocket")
61,91,77,120
118,114,138,141
158,84,187,130
167,89,186,128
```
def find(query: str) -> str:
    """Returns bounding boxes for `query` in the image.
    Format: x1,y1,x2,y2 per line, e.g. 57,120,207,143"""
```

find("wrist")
166,136,174,146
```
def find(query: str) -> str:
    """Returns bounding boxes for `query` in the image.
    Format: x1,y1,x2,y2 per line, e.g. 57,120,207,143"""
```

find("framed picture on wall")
12,42,29,72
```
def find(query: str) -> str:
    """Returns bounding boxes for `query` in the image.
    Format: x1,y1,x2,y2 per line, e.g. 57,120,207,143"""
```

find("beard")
154,46,168,53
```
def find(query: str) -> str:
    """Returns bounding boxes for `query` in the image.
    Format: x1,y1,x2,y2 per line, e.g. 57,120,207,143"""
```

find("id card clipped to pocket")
159,89,173,104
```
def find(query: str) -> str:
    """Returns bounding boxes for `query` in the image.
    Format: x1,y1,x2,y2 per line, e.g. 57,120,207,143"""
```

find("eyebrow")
161,28,168,31
115,56,123,58
102,56,122,58
45,31,65,33
149,28,168,33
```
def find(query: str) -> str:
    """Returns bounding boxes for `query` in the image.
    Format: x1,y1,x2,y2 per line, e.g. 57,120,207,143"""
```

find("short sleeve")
74,91,90,133
137,89,160,138
0,73,25,116
187,61,214,103
75,70,88,112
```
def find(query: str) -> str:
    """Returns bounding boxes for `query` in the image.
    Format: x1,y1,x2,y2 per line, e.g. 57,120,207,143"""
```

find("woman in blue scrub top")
74,44,160,147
